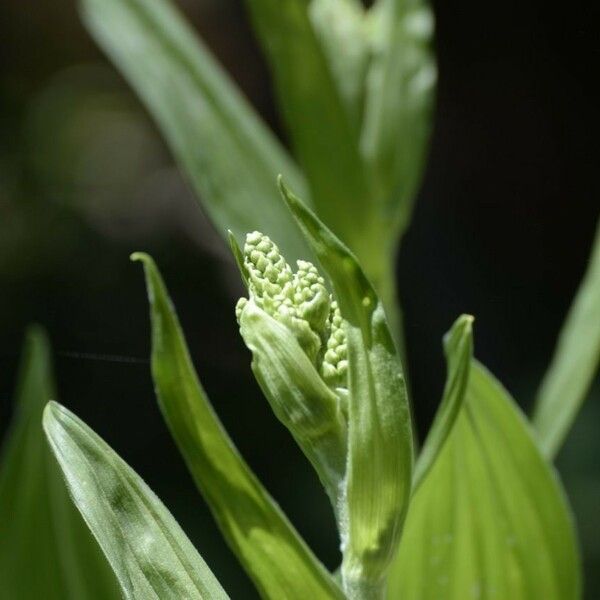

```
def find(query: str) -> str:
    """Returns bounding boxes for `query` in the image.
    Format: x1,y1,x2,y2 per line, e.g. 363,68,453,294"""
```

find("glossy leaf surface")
133,252,343,600
44,401,228,600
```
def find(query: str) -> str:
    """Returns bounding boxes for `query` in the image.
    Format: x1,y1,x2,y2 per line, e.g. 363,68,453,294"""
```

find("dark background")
1,0,598,596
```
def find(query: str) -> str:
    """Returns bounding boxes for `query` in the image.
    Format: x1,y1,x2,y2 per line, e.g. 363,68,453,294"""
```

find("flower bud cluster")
237,232,347,391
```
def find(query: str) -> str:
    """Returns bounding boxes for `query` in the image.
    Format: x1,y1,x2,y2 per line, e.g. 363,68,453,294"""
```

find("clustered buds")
237,232,348,391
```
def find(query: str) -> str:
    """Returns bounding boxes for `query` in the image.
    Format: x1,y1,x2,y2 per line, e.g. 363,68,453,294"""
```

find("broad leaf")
388,361,581,600
361,0,437,237
133,252,343,600
412,314,473,492
533,218,600,458
0,327,120,599
43,401,229,600
280,181,413,593
80,0,311,262
244,0,376,263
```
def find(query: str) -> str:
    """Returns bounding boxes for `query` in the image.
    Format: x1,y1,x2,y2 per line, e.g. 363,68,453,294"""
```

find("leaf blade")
361,0,437,236
80,0,311,261
133,252,343,600
280,182,413,592
533,218,600,458
43,400,229,600
388,361,581,600
244,0,376,258
412,314,473,492
0,327,120,600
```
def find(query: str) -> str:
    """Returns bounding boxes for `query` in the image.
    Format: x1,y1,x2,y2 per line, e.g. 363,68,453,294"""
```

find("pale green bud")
242,232,335,364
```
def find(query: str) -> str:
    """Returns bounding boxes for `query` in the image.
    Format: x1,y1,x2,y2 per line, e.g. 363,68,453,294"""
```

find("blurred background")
1,0,598,596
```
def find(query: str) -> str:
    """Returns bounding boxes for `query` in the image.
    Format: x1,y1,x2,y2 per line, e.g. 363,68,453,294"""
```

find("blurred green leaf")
412,314,473,492
80,0,311,262
43,400,228,600
361,0,436,236
533,218,600,458
280,181,413,594
244,0,376,263
133,252,344,600
0,327,119,599
388,361,581,600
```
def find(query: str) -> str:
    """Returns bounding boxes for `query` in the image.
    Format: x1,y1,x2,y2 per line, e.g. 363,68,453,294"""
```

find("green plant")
1,0,599,597
40,187,584,599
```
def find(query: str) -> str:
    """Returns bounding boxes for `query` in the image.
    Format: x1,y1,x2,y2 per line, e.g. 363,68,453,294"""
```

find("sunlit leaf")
133,252,343,600
412,314,473,492
388,361,581,600
280,181,413,594
533,218,600,458
80,0,311,262
0,327,120,599
43,401,229,600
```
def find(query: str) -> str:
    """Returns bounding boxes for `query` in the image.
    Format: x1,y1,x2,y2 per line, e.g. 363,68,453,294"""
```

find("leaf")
132,252,343,600
43,401,229,600
361,0,437,236
412,314,473,492
280,181,413,593
387,361,581,600
533,218,600,458
0,327,120,599
80,0,311,262
243,0,377,262
238,299,347,504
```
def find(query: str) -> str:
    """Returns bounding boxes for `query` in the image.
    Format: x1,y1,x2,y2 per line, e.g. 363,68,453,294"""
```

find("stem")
342,575,387,600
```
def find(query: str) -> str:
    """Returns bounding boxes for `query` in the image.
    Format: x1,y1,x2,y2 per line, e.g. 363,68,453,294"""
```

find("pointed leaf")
280,182,413,594
412,314,473,492
80,0,311,262
0,327,120,599
388,361,581,600
132,252,343,600
43,401,228,600
533,218,600,458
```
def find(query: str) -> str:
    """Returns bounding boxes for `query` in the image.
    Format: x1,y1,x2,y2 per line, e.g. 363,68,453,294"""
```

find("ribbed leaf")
43,401,228,600
133,252,343,600
80,0,311,262
388,361,581,600
412,314,473,492
533,218,600,458
0,327,120,599
280,181,413,595
361,0,437,236
244,0,376,261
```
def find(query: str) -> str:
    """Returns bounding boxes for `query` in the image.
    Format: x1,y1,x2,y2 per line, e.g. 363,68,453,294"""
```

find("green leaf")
238,299,347,504
280,181,413,595
361,0,437,236
132,252,344,600
0,327,120,599
388,361,581,600
412,314,473,492
80,0,311,262
43,400,228,600
244,0,376,262
533,218,600,458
